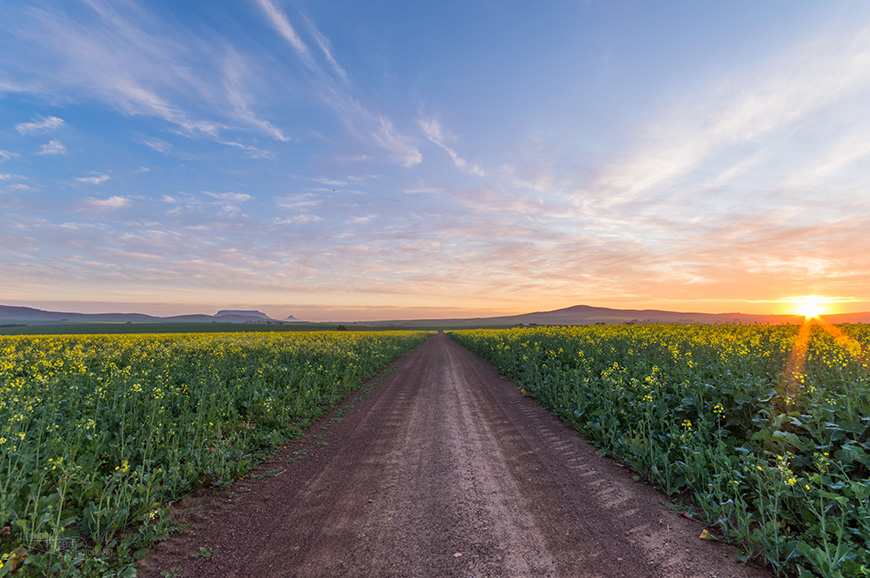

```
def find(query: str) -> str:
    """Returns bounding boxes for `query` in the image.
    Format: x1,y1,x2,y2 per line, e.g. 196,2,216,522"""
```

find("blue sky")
2,1,870,321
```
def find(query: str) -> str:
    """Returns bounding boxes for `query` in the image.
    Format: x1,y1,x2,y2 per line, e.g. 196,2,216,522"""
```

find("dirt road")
139,334,771,577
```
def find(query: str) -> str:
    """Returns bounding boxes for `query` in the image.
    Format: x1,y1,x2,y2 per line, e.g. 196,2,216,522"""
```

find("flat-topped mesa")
214,310,271,319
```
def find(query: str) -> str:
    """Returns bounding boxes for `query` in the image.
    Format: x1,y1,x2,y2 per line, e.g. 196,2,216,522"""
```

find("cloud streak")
595,21,870,206
82,196,130,210
419,118,485,176
254,0,421,167
15,115,65,134
139,136,172,153
301,12,347,82
253,0,314,71
221,48,289,143
204,192,252,202
372,116,422,167
275,214,324,225
37,140,66,155
277,193,323,210
1,1,289,150
76,174,111,184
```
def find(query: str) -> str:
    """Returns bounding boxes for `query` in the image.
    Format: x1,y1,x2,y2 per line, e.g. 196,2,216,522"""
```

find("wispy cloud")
37,140,66,155
8,183,37,192
0,150,21,162
82,195,130,210
300,12,347,82
15,115,65,134
372,116,422,167
254,0,421,167
595,21,870,205
419,118,485,176
139,136,172,153
221,48,288,142
402,186,444,195
275,214,324,224
253,0,315,71
780,132,870,191
277,193,324,210
204,191,252,202
16,2,220,137
76,173,111,184
311,177,347,187
1,2,286,150
219,140,275,159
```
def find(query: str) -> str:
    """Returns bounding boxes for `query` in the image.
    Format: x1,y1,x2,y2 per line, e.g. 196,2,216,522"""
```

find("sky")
2,1,870,321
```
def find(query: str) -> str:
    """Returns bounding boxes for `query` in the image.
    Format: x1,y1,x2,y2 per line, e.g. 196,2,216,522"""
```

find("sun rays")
781,317,814,405
816,317,870,369
781,311,870,407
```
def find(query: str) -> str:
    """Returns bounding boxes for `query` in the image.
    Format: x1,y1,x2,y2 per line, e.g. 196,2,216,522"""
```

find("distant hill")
360,304,870,327
0,305,157,323
0,305,293,324
215,310,271,320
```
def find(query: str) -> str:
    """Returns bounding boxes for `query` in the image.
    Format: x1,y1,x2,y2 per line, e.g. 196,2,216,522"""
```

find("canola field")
452,323,870,578
0,331,428,577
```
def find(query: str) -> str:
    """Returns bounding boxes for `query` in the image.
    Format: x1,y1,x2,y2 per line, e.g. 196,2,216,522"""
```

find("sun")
796,301,822,319
792,296,829,319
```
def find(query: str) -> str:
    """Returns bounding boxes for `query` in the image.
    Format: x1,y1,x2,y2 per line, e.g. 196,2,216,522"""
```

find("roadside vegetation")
0,331,429,577
452,323,870,578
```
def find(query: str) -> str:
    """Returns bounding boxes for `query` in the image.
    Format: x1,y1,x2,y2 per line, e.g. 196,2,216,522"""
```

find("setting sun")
792,296,830,319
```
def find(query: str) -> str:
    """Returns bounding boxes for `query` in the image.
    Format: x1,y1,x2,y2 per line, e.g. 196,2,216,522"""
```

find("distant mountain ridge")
3,303,870,327
0,305,290,324
361,304,870,327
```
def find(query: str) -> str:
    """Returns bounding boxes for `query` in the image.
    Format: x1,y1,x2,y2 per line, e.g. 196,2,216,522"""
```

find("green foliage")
0,330,428,577
452,324,870,578
189,546,214,560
